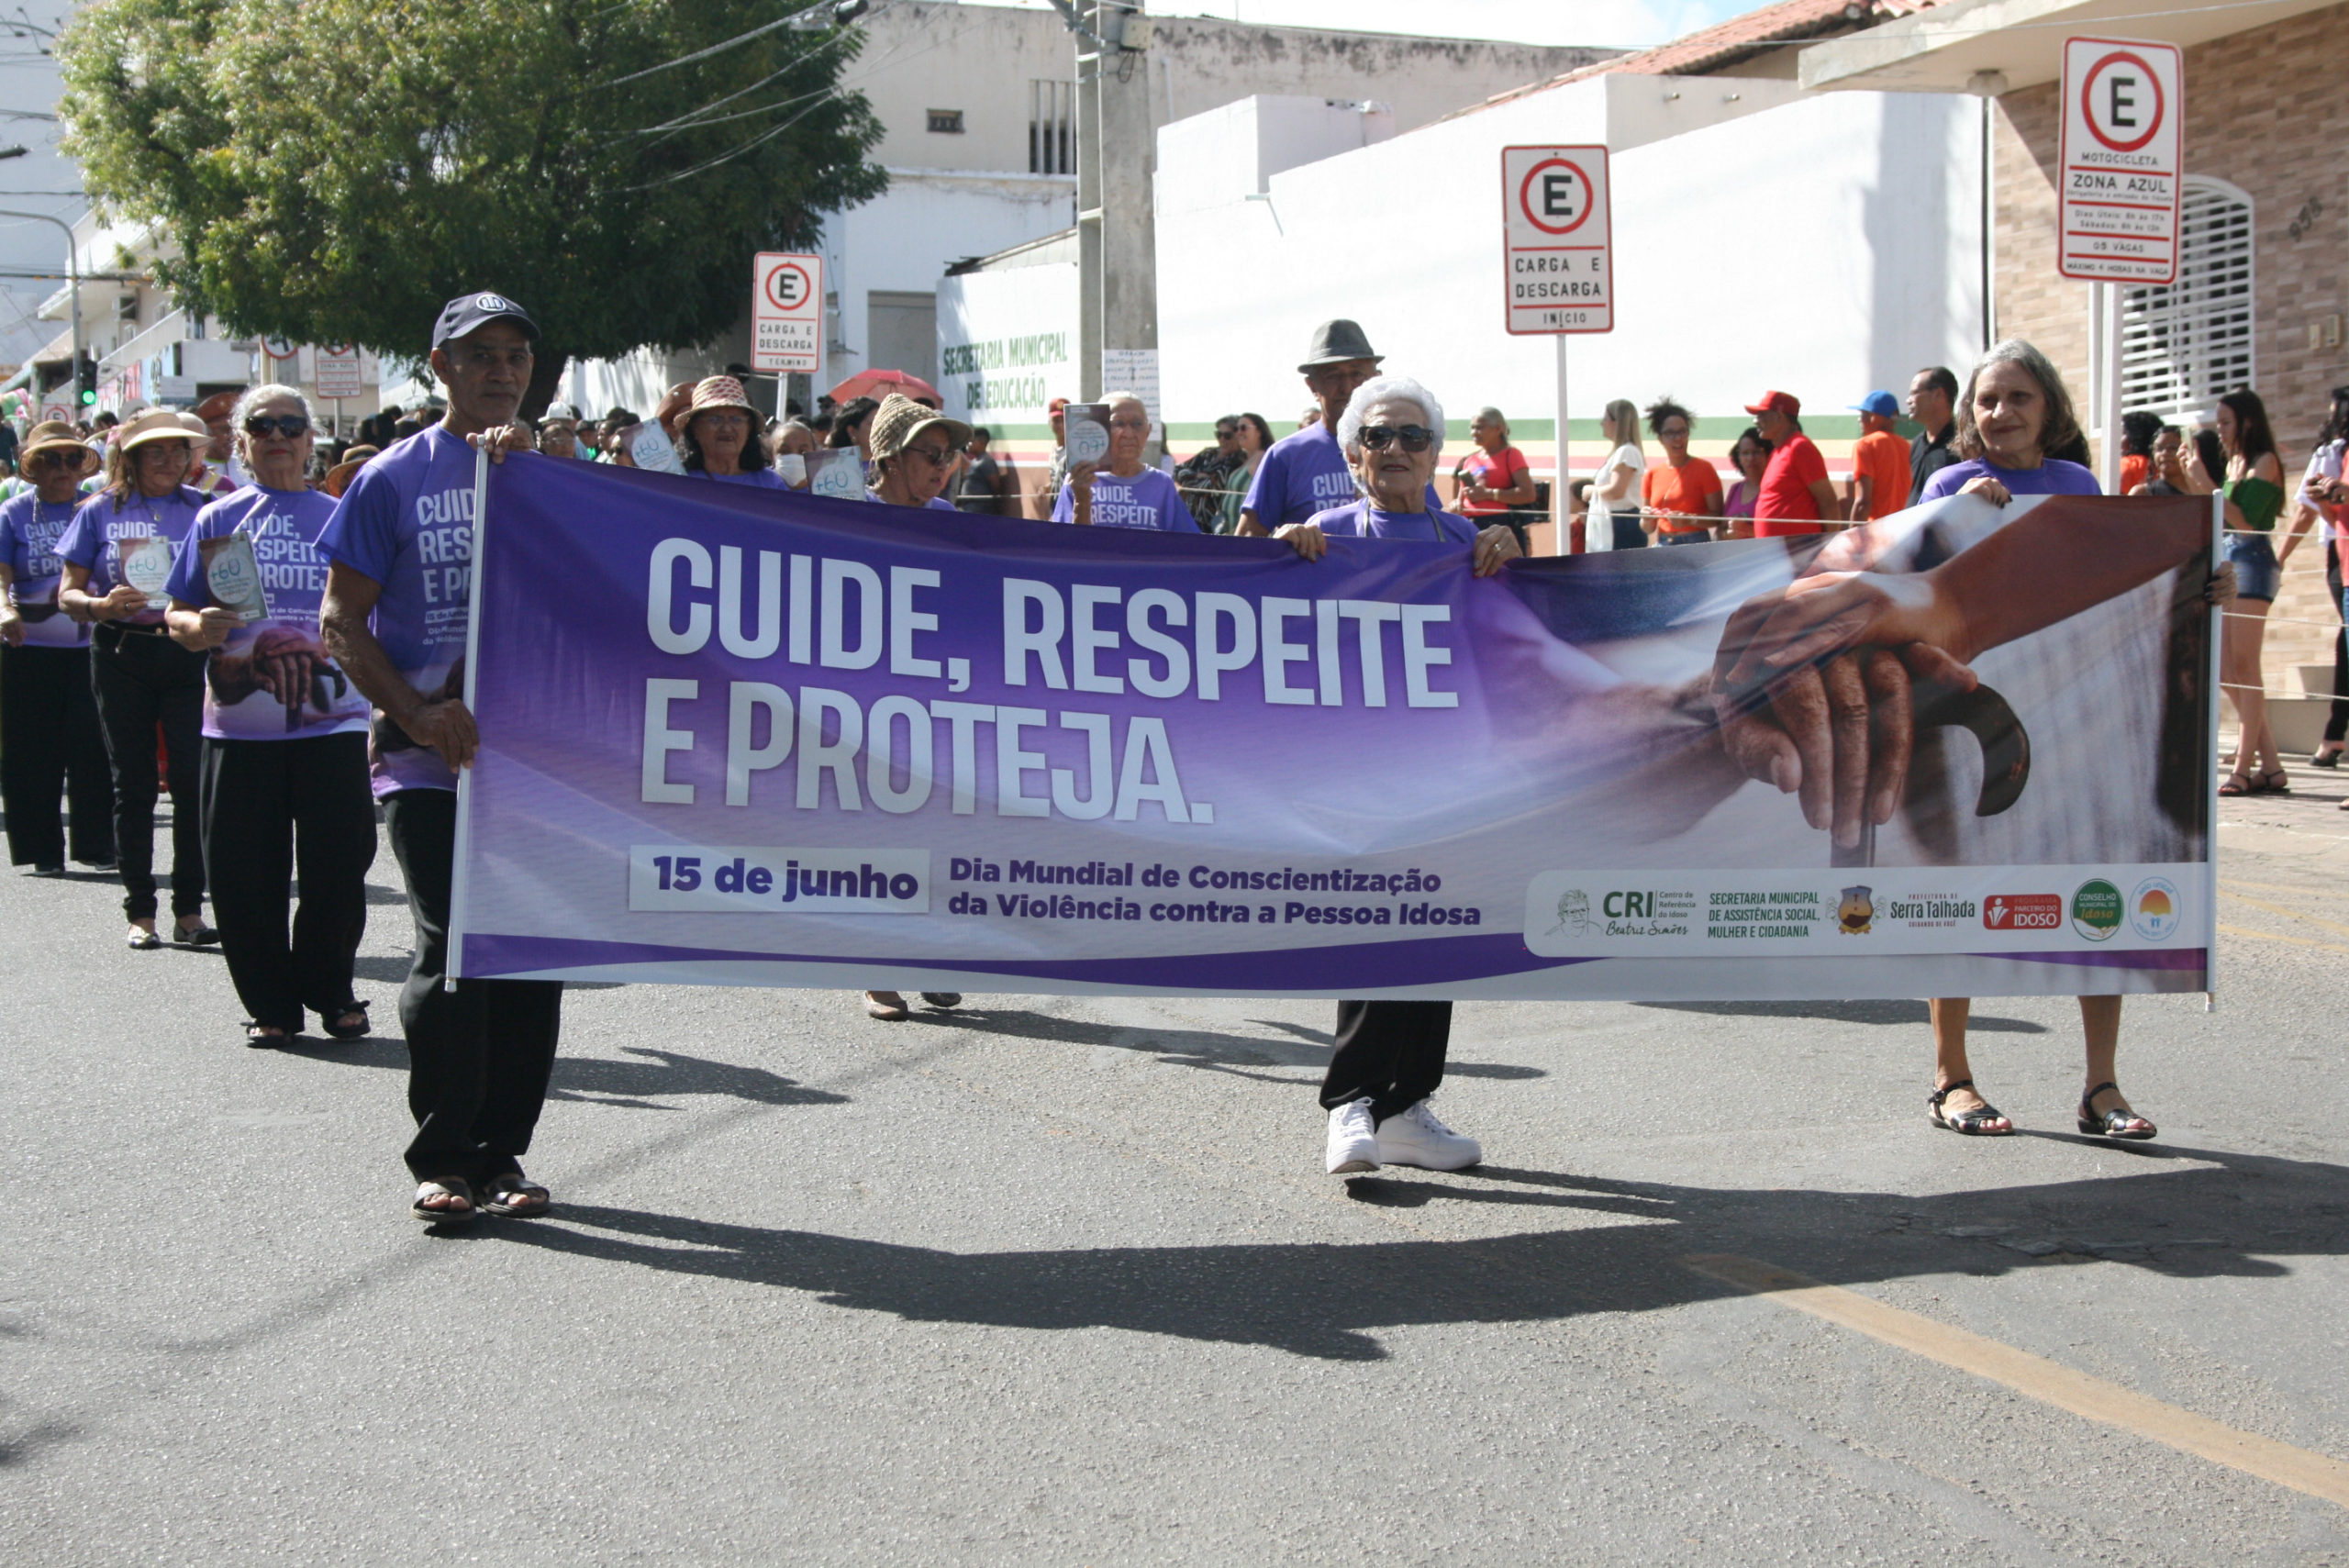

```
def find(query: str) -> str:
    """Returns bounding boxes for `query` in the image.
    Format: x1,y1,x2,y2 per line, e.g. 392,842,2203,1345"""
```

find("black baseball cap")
430,290,540,350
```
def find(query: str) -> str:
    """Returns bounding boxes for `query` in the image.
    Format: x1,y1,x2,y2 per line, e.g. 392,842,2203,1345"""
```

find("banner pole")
1553,332,1572,553
2206,487,2222,1011
444,440,493,990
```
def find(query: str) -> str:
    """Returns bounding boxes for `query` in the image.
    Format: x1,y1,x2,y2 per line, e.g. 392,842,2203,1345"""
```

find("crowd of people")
0,292,2302,1221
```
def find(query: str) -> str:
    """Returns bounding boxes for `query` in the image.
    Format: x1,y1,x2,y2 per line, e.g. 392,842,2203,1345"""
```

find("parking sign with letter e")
2057,37,2182,284
1500,145,1612,335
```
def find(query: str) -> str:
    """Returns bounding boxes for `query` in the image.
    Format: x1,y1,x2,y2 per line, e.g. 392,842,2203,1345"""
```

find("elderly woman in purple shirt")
1275,374,1520,1177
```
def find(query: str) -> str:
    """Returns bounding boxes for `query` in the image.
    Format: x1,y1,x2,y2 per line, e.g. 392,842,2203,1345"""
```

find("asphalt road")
6,786,2349,1564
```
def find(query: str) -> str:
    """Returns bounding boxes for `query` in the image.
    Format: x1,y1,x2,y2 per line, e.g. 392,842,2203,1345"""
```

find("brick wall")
1993,4,2349,714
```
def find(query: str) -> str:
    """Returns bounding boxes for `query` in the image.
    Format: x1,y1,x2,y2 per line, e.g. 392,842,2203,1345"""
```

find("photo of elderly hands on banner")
447,456,2220,1002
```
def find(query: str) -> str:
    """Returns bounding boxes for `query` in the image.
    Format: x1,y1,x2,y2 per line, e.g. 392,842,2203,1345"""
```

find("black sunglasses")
1358,424,1435,452
1214,426,1238,439
243,415,310,439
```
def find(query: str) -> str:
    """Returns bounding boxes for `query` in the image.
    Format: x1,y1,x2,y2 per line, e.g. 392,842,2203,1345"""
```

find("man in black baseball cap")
429,290,540,351
317,287,559,1229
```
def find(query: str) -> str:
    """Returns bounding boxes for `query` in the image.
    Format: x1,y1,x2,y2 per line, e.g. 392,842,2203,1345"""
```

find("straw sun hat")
865,394,970,462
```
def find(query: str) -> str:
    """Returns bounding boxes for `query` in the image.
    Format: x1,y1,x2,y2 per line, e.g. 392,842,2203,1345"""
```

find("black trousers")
383,788,563,1183
200,732,377,1033
2,644,115,868
91,625,206,920
2327,551,2347,746
1319,1000,1452,1122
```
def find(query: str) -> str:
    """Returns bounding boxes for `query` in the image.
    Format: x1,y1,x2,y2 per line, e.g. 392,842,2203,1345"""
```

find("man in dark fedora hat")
1238,319,1386,537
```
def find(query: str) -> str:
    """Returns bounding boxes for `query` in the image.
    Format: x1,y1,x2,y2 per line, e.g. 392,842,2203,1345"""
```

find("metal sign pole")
1553,334,1571,554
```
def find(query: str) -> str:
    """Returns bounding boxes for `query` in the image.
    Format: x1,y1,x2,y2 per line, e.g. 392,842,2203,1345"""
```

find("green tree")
58,0,887,407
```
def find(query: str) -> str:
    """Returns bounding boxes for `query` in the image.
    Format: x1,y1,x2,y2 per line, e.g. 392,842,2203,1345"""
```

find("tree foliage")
58,0,887,372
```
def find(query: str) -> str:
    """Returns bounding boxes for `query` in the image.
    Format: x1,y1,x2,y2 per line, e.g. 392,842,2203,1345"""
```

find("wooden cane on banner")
1830,679,2031,871
443,441,493,989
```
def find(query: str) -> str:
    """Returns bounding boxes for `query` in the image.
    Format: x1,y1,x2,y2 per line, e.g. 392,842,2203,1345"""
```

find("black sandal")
321,1000,371,1040
2076,1081,2157,1140
412,1177,476,1226
1929,1078,2012,1136
245,1023,292,1049
481,1170,551,1219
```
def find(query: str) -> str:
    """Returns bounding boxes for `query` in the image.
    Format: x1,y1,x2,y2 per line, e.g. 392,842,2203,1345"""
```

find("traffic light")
79,387,96,406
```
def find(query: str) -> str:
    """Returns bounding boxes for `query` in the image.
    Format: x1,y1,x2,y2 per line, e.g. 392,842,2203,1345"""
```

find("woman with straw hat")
0,421,116,875
675,375,788,489
56,408,217,951
865,394,968,513
855,394,969,1021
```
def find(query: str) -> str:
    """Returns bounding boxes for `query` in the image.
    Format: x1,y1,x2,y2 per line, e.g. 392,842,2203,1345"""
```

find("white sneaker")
1375,1099,1483,1171
1325,1096,1380,1174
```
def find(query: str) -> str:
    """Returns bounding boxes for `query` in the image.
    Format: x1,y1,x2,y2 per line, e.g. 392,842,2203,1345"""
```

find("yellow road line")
2216,922,2349,955
2219,888,2349,939
1682,1254,2349,1510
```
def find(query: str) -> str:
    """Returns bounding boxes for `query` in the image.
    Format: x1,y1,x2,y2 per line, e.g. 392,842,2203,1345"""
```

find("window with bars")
2118,177,2255,419
1030,79,1074,175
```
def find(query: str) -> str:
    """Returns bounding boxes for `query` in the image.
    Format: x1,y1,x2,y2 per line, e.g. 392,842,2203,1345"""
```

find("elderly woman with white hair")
1275,374,1520,1175
163,384,377,1046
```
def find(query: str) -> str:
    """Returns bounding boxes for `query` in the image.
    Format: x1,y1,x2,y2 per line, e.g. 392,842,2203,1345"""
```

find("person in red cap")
1744,392,1839,537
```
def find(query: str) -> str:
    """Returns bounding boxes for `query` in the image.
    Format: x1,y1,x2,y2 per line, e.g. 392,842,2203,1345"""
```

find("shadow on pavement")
1636,999,2048,1032
268,1037,847,1112
481,1143,2349,1362
927,1006,1542,1084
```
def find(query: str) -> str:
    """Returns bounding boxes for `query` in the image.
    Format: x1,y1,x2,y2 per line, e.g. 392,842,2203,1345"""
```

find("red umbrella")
829,368,940,406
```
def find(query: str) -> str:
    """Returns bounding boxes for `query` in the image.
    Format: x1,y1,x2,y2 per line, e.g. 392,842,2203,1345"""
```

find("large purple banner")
448,456,2218,999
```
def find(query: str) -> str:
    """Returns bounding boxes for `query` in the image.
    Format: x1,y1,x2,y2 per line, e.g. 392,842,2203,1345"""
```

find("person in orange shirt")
1846,391,1911,521
1641,398,1723,543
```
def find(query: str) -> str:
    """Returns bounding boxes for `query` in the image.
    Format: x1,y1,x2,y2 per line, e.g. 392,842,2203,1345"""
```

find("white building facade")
1152,74,1986,479
573,0,1617,421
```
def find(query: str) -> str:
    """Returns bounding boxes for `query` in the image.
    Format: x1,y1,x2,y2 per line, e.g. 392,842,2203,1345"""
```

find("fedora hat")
1297,318,1383,373
116,407,202,450
867,394,970,462
17,420,93,472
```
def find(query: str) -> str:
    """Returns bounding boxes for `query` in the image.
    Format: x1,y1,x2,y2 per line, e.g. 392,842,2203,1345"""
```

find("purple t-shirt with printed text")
0,490,91,647
1307,500,1479,546
1920,458,2102,501
55,485,207,628
1050,467,1198,532
164,485,371,743
314,425,483,795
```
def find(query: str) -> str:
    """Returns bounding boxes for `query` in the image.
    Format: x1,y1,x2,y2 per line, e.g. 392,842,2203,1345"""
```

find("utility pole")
0,208,79,413
1056,1,1154,411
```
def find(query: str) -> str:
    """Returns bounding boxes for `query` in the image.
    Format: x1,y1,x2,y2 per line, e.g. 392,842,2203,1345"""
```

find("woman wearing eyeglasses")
1642,398,1723,545
852,395,974,1022
1273,374,1520,1176
676,377,788,489
1215,413,1272,535
0,421,115,877
57,409,217,951
161,386,377,1047
1052,393,1199,533
864,394,968,514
